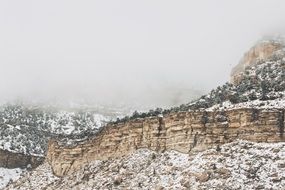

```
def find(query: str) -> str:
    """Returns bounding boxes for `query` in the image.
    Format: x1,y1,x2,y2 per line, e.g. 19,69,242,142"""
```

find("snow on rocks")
0,104,110,156
0,168,23,189
206,97,285,112
5,140,285,190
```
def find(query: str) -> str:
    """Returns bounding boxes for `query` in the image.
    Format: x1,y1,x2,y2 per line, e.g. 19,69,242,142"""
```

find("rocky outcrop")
47,108,285,176
0,149,44,169
45,39,285,177
10,140,285,190
230,40,283,84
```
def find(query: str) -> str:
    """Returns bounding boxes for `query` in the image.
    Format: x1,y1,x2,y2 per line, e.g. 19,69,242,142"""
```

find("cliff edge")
46,39,285,177
231,39,284,84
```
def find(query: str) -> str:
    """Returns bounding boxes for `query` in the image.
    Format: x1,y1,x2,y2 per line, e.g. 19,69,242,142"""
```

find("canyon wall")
0,149,44,169
47,108,285,176
230,40,283,84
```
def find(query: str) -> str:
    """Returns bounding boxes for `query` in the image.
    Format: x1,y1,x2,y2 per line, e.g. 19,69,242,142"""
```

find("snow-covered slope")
4,140,285,190
114,49,285,123
0,168,23,189
1,41,284,156
0,104,110,156
185,51,285,111
1,40,285,189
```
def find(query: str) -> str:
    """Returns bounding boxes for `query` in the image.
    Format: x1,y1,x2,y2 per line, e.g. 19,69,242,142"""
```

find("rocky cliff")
8,140,285,190
231,40,284,84
0,149,44,169
47,108,285,176
46,39,285,177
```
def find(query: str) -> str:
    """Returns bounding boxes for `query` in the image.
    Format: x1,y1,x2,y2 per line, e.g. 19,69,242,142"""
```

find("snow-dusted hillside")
0,104,110,156
114,49,284,123
191,52,285,111
1,42,284,156
0,168,23,189
4,140,285,190
1,40,285,189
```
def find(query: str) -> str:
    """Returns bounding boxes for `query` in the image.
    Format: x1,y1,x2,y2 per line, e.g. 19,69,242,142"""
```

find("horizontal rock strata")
47,108,285,176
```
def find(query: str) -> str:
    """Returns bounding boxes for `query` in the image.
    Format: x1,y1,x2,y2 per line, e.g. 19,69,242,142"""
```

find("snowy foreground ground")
0,168,23,189
3,140,285,190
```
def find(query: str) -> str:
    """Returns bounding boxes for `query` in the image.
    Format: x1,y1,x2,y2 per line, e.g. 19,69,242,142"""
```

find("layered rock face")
231,40,283,84
47,108,285,176
9,141,285,190
0,149,44,169
46,39,285,177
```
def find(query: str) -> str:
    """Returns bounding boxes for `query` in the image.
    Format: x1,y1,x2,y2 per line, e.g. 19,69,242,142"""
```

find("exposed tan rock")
113,175,123,185
230,40,283,84
46,108,285,176
194,171,210,182
216,167,231,179
180,178,191,188
6,141,285,190
155,185,164,190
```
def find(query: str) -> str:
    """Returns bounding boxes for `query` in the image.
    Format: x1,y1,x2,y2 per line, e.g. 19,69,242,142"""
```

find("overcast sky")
0,0,285,108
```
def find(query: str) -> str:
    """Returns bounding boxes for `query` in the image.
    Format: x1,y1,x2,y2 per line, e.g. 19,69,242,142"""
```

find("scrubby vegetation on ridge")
0,104,109,155
1,42,285,155
112,51,285,124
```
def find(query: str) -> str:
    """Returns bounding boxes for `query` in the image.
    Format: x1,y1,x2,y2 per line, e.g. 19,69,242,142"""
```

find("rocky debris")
5,140,285,190
194,172,210,182
0,167,23,189
5,162,58,190
113,176,123,185
215,168,231,179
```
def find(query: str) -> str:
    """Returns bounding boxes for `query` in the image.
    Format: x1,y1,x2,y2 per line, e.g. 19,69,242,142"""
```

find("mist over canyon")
1,1,285,111
0,1,285,189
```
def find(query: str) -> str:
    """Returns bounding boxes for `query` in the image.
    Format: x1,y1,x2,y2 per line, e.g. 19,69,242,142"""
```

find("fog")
0,0,285,109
